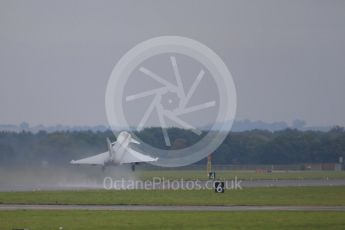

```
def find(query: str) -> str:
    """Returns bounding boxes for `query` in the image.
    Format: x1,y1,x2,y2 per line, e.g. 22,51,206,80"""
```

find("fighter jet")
70,131,158,171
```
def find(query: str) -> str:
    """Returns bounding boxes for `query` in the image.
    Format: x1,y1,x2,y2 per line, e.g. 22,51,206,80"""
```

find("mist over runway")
1,166,345,191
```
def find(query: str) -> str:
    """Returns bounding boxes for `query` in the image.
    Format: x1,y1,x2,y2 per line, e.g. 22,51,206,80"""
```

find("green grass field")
1,186,345,229
135,170,345,180
1,186,345,206
1,210,345,230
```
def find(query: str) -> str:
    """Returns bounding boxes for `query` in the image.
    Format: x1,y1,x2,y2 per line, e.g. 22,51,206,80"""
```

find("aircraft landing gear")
131,163,135,172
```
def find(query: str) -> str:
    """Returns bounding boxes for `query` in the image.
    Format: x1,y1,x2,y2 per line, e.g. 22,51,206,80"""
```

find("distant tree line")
0,127,344,166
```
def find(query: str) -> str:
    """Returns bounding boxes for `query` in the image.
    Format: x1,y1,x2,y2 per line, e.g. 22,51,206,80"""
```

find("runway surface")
1,179,345,191
0,204,345,211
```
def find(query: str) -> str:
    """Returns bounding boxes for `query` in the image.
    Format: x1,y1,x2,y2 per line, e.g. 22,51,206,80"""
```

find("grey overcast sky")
0,0,345,127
